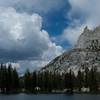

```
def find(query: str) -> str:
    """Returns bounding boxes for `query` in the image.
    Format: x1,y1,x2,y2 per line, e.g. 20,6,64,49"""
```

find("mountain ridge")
41,26,100,73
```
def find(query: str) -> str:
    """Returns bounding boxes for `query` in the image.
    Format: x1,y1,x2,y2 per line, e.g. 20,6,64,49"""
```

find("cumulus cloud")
16,60,49,75
18,0,67,13
0,7,63,63
62,25,84,46
63,0,100,46
42,43,63,61
0,0,66,14
0,0,66,72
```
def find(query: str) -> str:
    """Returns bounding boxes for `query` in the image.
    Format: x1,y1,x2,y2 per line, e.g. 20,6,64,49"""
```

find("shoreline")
0,91,100,95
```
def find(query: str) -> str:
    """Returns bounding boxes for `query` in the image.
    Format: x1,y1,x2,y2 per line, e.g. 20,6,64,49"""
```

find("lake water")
0,94,100,100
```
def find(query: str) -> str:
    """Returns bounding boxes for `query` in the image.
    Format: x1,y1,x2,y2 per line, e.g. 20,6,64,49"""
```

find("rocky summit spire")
76,25,100,49
94,25,100,32
83,26,90,33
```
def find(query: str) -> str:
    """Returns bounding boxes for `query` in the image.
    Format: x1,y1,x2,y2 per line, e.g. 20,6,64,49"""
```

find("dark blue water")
0,94,100,100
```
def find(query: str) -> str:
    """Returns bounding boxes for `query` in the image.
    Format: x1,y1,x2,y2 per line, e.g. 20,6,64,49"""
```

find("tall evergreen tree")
32,71,37,91
7,64,13,92
84,67,89,88
77,70,84,91
12,68,19,92
65,70,74,93
24,69,32,92
89,67,98,92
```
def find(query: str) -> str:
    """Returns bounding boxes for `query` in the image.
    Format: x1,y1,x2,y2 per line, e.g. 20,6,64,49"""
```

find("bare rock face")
41,26,100,73
76,26,100,50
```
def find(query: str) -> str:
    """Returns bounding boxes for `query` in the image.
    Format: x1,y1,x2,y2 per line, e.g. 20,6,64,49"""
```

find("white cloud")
0,0,66,73
42,43,63,61
62,25,84,46
19,0,66,13
0,8,63,59
63,0,100,46
0,0,66,13
16,60,49,75
0,7,63,71
0,7,48,59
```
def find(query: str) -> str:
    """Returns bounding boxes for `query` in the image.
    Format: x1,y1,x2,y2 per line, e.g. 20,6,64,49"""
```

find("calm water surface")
0,93,100,100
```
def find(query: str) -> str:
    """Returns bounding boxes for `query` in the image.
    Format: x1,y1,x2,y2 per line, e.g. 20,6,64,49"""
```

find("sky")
0,0,100,74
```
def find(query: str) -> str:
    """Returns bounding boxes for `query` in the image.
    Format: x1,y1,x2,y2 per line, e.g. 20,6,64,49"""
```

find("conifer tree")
12,68,19,92
89,67,98,92
84,67,89,88
65,70,74,93
24,69,32,92
77,70,84,91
